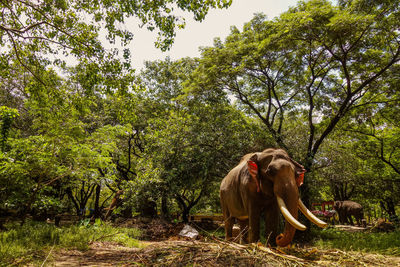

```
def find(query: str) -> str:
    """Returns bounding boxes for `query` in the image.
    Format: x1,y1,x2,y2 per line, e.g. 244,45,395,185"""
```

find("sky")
127,0,299,70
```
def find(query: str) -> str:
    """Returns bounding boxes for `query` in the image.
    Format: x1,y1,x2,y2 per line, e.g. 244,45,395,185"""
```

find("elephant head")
247,152,327,247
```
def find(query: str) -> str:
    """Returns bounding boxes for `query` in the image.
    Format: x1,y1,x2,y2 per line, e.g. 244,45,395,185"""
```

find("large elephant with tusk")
220,148,327,247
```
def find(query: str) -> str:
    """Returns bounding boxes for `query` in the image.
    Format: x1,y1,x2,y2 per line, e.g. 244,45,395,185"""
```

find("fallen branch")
250,243,305,263
90,233,122,243
41,244,55,267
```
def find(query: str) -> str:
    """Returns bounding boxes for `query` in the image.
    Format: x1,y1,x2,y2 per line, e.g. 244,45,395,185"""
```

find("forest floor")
50,219,400,267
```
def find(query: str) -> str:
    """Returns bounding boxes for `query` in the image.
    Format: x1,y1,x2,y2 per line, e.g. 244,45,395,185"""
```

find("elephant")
334,200,364,226
220,148,327,247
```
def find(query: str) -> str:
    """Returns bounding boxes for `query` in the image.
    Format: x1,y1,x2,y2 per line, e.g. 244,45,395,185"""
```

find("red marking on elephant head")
296,172,305,187
247,160,260,192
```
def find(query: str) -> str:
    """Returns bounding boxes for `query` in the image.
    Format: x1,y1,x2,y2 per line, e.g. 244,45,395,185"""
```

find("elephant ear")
247,154,260,192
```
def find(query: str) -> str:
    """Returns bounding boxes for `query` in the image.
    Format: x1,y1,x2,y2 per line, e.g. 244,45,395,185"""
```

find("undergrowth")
311,227,400,256
0,219,142,266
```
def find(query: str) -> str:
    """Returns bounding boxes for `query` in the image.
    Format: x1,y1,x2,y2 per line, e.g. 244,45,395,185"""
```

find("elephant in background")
334,200,364,226
220,148,327,247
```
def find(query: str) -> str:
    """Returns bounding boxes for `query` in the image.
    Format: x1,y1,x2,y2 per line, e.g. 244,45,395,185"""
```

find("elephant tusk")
276,196,306,231
298,199,328,228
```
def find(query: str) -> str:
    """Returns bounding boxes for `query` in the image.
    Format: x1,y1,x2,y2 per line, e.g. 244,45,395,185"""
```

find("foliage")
0,106,19,152
189,0,400,172
312,134,364,201
0,65,129,217
0,135,68,214
146,104,259,220
0,0,399,235
137,58,274,220
0,0,232,80
339,94,400,216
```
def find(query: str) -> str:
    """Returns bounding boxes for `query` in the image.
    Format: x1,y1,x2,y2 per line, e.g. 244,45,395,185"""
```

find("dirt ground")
51,240,400,267
48,219,400,267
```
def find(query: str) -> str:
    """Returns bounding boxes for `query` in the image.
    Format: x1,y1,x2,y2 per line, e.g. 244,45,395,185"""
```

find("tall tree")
189,0,400,205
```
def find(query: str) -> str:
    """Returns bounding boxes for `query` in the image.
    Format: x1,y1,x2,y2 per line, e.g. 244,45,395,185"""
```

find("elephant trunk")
276,196,303,247
276,221,297,247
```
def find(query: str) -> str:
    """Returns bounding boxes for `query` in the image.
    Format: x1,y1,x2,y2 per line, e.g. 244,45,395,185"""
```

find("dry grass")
51,238,400,267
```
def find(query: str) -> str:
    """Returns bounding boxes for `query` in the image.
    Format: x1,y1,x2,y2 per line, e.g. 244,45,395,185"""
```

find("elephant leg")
238,219,249,244
359,211,364,226
339,212,345,224
355,214,361,226
344,214,348,224
221,205,234,241
248,207,261,243
264,202,279,245
354,215,359,226
336,213,341,224
342,213,347,224
224,215,235,241
347,215,354,225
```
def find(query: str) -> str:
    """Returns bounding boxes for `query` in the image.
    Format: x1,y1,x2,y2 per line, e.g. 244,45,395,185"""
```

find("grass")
311,227,400,256
0,219,142,266
2,219,400,266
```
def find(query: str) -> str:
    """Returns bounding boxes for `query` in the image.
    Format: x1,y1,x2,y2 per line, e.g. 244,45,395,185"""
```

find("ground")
49,219,400,267
51,240,400,266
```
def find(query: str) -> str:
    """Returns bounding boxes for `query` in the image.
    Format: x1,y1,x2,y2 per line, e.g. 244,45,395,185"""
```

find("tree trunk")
182,207,189,223
380,198,398,222
176,195,189,223
79,202,86,218
92,184,101,219
161,193,169,220
301,154,314,206
104,190,123,220
296,154,316,243
66,188,80,216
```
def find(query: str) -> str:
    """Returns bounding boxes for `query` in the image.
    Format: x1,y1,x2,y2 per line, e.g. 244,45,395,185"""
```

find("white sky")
127,0,299,70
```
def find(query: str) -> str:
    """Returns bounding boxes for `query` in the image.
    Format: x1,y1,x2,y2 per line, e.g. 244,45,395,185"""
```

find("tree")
349,102,400,177
146,104,267,222
0,67,82,220
345,93,400,220
138,58,273,221
189,0,400,206
0,0,232,84
312,135,363,201
0,62,127,220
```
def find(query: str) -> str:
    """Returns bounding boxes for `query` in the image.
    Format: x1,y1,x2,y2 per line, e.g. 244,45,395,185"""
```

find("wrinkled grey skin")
219,148,305,246
334,200,364,226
